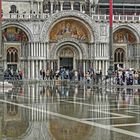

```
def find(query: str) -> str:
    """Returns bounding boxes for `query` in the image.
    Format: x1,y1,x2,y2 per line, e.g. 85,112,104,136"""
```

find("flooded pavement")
0,81,140,140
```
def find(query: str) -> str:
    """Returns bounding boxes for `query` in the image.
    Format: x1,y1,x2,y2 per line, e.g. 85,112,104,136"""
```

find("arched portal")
59,47,74,70
114,48,125,70
2,26,29,77
6,47,19,71
48,18,92,73
56,45,80,70
113,27,138,69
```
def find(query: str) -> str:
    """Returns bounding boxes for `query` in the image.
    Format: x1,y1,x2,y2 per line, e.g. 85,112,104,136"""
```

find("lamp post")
108,0,113,77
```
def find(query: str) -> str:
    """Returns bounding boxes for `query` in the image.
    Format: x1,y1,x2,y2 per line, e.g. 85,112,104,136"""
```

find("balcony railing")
2,12,140,23
2,13,50,20
93,14,140,22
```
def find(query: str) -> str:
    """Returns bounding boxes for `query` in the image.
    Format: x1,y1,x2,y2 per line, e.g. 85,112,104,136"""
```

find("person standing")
42,69,45,80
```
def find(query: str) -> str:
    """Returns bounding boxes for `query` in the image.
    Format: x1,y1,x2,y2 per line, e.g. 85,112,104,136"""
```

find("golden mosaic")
50,19,90,42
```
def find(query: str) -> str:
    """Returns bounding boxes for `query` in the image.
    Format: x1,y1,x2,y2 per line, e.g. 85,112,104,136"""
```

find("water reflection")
0,82,140,140
49,118,92,140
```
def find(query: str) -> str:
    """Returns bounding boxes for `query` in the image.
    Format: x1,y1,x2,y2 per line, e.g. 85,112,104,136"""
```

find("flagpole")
109,0,113,62
0,0,3,82
108,0,113,76
0,0,3,136
0,0,2,57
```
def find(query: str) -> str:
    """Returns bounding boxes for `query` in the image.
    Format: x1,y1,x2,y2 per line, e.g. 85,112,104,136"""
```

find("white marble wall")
2,0,140,78
2,1,31,14
27,42,47,79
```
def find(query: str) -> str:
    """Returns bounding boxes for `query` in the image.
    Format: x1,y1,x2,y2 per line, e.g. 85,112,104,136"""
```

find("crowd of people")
40,67,140,86
39,68,102,83
4,68,23,80
3,66,140,86
115,69,140,85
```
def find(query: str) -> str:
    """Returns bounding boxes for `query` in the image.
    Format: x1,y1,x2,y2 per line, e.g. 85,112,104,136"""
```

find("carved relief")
50,38,87,59
113,29,136,43
33,23,40,35
50,19,89,42
59,48,74,57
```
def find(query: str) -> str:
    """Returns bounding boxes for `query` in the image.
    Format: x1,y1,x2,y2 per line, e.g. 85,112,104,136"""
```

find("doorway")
114,48,125,70
60,57,73,70
7,64,17,72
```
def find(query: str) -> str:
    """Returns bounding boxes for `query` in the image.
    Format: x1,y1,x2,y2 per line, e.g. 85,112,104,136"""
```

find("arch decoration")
40,11,98,42
50,19,90,42
113,26,139,69
50,38,87,59
2,22,33,42
2,26,29,42
113,28,137,44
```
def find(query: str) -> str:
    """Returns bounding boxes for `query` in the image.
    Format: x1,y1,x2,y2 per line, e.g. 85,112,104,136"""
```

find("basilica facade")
1,0,140,79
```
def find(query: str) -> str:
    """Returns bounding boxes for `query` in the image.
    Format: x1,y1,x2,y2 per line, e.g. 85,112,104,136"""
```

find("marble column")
28,43,30,57
71,2,74,10
95,60,98,71
95,43,97,57
103,43,105,57
106,43,109,57
85,60,87,72
43,43,45,57
39,42,41,57
30,1,33,12
51,61,53,70
36,43,38,57
28,85,30,120
83,60,86,76
98,44,100,57
28,60,31,79
80,2,82,12
102,60,105,75
41,43,43,57
106,61,108,75
73,58,76,70
37,2,40,13
31,61,35,79
42,43,44,57
99,44,101,57
40,2,43,13
36,60,39,79
101,44,103,57
60,2,63,11
40,60,42,70
39,43,41,57
51,2,53,14
31,43,33,57
46,43,49,59
99,60,102,71
33,43,35,57
44,60,46,69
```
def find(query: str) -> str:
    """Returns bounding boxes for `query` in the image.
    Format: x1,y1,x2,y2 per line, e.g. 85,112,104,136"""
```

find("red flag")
0,0,2,21
109,0,113,28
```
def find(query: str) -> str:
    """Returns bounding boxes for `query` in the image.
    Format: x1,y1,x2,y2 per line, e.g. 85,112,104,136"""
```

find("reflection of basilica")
1,83,140,139
1,0,140,79
1,83,95,139
2,87,29,138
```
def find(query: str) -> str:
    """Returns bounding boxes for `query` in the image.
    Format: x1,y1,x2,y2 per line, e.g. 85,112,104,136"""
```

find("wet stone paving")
0,81,140,140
